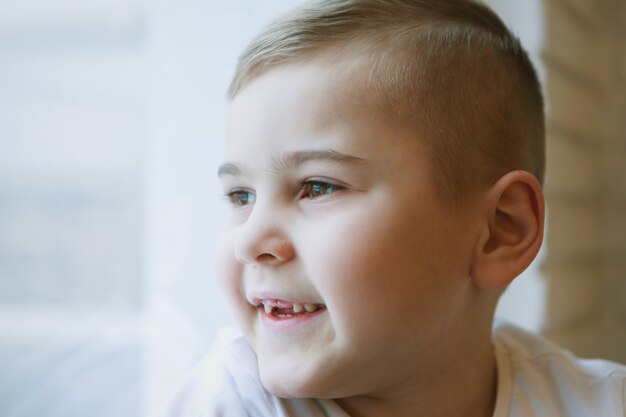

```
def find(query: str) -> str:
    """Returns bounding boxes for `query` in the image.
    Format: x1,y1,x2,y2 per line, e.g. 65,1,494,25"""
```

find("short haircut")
228,0,545,204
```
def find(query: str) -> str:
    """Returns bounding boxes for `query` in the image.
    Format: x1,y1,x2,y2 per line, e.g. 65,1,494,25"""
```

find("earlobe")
471,171,544,289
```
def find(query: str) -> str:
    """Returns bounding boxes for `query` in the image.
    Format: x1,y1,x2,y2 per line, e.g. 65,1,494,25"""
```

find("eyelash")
224,180,343,208
300,179,344,200
224,188,256,208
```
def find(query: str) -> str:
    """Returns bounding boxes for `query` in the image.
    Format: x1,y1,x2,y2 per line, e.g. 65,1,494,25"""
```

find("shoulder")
162,327,277,417
493,321,626,417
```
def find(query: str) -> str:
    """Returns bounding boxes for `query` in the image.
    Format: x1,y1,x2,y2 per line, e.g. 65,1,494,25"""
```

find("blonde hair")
228,0,545,203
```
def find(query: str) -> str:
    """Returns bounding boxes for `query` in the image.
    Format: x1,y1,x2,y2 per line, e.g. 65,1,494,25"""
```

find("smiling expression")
216,57,483,399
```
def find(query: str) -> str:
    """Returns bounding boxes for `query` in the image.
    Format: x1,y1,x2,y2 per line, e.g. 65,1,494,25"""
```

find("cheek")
215,227,249,323
215,227,236,291
301,207,450,332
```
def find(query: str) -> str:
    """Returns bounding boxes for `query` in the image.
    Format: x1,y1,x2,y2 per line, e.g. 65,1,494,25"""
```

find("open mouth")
252,299,327,319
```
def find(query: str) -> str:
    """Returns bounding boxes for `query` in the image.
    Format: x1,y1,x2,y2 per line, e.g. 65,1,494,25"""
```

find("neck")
336,320,498,417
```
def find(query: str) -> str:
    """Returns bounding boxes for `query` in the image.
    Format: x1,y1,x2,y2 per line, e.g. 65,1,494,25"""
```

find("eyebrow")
217,149,366,178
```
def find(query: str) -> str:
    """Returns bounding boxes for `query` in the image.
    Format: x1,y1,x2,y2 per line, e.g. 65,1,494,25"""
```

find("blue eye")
302,181,342,199
225,190,256,208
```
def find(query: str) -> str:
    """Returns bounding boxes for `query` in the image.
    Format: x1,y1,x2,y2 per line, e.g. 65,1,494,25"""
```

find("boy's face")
217,58,482,398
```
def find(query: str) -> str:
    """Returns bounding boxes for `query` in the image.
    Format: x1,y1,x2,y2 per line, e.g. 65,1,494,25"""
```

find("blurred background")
0,0,624,416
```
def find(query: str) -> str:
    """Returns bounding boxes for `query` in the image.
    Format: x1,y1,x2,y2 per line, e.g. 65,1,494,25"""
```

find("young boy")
166,1,626,416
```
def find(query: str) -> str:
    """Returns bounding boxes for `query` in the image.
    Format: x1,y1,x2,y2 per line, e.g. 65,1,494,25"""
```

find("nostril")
256,253,276,261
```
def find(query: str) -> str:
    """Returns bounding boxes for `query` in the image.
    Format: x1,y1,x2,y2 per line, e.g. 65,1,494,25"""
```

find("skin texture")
216,58,544,417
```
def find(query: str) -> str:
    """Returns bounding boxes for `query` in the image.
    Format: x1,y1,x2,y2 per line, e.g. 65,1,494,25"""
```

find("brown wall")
542,0,626,363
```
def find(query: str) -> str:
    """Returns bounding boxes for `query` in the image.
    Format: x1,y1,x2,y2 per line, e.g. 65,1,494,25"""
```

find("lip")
258,305,327,333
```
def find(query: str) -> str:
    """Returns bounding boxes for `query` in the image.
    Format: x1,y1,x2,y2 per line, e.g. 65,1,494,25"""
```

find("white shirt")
164,323,626,416
492,323,626,417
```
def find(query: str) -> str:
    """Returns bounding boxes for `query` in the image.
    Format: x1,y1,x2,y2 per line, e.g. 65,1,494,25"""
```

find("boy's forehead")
224,56,426,174
228,53,390,138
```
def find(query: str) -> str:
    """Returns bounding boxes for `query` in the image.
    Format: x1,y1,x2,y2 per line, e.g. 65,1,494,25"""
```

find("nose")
233,203,295,266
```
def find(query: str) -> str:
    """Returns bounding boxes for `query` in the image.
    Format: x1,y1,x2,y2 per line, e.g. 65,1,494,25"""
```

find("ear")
470,171,545,289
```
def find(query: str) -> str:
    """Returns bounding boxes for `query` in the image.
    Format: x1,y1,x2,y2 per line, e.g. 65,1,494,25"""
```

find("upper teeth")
259,300,323,313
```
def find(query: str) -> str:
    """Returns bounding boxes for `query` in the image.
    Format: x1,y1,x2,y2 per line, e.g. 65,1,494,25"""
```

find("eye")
225,190,256,208
301,180,343,199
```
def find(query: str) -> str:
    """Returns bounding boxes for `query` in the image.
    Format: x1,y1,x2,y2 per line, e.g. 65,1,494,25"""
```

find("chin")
258,360,330,399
